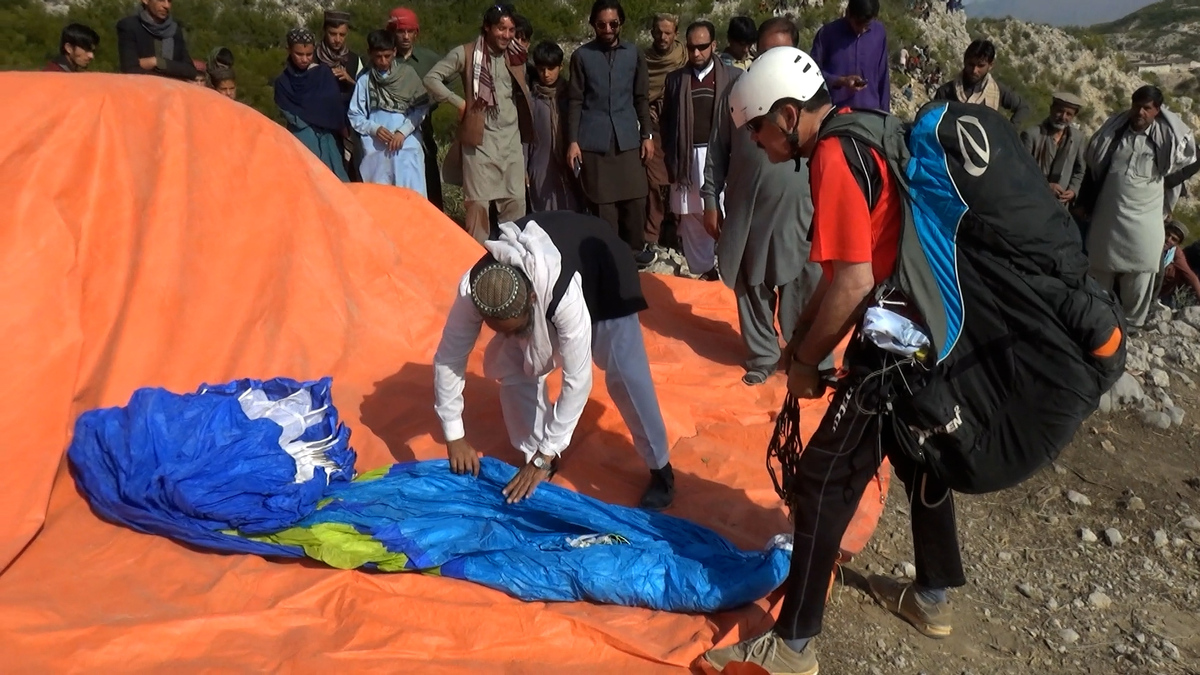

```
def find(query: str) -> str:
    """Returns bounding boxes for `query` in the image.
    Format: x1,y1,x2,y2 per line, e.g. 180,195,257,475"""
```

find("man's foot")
742,369,770,386
698,267,720,282
634,247,657,269
703,631,818,675
639,463,675,510
866,575,953,638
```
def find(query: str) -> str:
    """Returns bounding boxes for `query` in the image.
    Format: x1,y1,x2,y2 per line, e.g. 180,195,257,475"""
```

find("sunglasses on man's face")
686,41,713,52
595,20,621,30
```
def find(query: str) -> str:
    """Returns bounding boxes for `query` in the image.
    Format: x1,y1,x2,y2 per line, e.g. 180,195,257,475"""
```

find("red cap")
388,7,419,31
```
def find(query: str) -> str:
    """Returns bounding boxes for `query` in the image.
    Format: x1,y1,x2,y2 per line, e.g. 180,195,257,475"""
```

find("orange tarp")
0,73,885,672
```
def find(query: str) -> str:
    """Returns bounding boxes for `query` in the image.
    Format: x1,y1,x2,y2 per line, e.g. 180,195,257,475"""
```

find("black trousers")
421,118,444,211
773,373,967,640
592,198,647,251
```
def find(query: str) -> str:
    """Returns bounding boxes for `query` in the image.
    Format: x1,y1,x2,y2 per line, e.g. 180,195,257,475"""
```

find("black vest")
572,41,643,154
473,211,648,323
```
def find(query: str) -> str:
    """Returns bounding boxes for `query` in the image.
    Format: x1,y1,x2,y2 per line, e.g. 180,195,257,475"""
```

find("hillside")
966,0,1159,26
1096,0,1200,59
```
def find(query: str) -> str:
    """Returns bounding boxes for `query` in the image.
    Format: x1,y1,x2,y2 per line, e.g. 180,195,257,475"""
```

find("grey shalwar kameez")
702,86,826,376
425,44,526,239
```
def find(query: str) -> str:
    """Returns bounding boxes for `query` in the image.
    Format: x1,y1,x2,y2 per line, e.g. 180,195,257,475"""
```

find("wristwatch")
531,453,554,470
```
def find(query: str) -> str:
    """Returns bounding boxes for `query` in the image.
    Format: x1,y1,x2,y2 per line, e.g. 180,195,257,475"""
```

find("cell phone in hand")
572,157,582,177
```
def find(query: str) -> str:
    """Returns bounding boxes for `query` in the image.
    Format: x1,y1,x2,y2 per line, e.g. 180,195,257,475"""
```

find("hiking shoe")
867,575,953,638
634,248,657,269
742,369,770,386
703,632,818,675
639,463,675,510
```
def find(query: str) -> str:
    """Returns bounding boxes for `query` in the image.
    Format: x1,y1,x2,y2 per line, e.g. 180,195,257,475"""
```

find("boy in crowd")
525,41,579,212
209,67,237,100
44,23,99,72
348,30,431,196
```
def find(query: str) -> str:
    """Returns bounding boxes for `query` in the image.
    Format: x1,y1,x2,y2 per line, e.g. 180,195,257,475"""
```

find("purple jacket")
811,18,890,112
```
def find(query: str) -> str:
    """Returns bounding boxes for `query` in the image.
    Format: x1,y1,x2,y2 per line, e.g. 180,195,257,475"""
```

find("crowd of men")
34,1,1200,672
42,0,1200,385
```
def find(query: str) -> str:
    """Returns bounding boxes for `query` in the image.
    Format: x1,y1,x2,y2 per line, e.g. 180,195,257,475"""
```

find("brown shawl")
532,79,568,162
645,40,686,104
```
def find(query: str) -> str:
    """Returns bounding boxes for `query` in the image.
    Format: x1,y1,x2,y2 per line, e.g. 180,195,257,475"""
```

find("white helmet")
728,46,826,129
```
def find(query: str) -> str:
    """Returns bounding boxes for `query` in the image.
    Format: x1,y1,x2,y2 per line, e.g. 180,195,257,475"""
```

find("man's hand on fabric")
374,127,395,146
139,56,157,70
447,437,480,476
787,361,824,399
1059,189,1075,203
502,455,553,504
331,65,353,84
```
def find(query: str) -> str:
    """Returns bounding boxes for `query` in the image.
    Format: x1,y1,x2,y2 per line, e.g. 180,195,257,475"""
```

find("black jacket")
116,15,197,82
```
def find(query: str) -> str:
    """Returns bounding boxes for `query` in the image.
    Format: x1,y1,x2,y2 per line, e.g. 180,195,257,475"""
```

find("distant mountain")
964,0,1160,26
1094,1,1200,58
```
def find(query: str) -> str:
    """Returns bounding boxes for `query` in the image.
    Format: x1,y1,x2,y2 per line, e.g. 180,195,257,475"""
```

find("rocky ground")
803,307,1200,674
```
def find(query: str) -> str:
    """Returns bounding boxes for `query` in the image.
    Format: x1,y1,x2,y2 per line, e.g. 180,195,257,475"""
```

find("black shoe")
639,463,675,510
698,267,720,282
634,247,657,269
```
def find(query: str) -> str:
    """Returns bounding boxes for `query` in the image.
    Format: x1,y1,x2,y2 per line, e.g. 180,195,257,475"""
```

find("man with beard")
934,39,1030,127
116,0,197,81
317,10,366,181
425,3,534,242
349,30,431,195
274,28,349,181
661,20,739,280
434,212,674,510
1021,92,1087,208
1083,85,1197,330
641,12,687,259
567,0,656,265
44,23,99,72
389,7,444,209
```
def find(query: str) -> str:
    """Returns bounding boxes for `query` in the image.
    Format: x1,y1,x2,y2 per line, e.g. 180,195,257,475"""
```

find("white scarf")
1085,106,1196,211
483,221,562,378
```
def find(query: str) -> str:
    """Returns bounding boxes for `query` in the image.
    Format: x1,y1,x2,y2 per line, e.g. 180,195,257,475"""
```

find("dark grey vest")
574,41,642,154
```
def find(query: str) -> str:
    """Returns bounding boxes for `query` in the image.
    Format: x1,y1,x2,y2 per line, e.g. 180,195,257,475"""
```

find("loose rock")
1105,528,1124,546
1110,372,1145,407
1182,516,1200,531
1100,439,1116,453
1153,530,1169,547
1088,591,1112,610
1172,321,1200,338
1059,628,1080,644
1168,406,1186,426
1080,527,1098,543
1067,490,1091,506
1141,410,1171,430
1125,496,1146,511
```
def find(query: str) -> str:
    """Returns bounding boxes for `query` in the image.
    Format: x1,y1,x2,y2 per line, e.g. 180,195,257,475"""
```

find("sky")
963,0,1161,26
